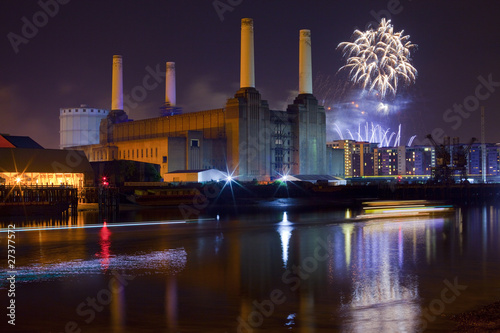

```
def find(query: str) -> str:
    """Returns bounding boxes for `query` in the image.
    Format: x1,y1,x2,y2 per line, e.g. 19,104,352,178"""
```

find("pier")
0,185,78,216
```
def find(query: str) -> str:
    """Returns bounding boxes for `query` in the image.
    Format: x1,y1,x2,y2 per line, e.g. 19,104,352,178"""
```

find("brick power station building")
62,19,326,182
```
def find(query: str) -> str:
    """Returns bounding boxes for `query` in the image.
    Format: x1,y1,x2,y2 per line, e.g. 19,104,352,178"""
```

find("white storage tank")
59,104,109,149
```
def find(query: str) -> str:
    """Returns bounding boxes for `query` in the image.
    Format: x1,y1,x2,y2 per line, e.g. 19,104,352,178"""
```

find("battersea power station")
62,19,327,181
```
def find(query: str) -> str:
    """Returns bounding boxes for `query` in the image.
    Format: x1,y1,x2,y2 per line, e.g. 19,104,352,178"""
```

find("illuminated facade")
353,141,376,177
328,140,375,177
468,143,500,176
1,171,84,187
374,147,397,176
328,140,435,178
327,140,355,177
404,146,434,175
0,135,93,188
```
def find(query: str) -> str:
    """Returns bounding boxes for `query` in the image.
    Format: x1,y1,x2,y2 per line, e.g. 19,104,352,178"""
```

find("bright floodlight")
226,175,233,182
281,175,289,182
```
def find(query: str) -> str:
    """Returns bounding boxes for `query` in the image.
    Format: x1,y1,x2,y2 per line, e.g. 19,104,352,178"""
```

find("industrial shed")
0,147,94,188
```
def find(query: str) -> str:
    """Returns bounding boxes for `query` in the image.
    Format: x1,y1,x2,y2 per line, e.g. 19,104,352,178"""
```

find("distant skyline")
1,0,499,148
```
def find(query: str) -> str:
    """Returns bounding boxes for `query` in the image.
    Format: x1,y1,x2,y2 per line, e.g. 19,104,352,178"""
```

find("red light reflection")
96,222,112,270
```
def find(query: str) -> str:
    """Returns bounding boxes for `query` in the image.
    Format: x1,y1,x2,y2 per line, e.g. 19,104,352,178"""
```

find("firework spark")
333,122,406,147
338,19,417,99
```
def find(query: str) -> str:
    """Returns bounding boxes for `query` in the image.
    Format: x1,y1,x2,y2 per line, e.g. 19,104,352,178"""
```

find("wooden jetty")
0,185,78,216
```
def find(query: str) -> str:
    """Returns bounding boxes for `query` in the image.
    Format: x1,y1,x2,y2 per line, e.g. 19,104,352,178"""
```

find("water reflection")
299,292,315,332
111,276,125,332
97,222,112,270
278,212,293,266
3,203,500,332
0,211,88,229
342,224,354,267
238,212,453,331
3,248,187,286
483,205,487,258
341,219,444,332
165,276,178,331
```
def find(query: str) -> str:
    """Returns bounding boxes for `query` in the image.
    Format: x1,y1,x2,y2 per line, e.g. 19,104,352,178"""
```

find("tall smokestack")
299,29,313,95
165,62,176,106
240,18,255,88
111,55,124,110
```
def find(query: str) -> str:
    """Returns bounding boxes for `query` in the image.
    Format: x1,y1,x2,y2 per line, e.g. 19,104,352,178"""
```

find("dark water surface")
1,202,500,332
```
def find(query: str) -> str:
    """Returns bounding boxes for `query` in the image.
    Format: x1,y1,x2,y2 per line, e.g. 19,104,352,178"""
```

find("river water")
1,201,500,332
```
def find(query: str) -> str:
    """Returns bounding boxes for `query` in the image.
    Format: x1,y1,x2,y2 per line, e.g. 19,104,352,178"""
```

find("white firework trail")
334,122,406,147
337,19,417,99
407,135,417,147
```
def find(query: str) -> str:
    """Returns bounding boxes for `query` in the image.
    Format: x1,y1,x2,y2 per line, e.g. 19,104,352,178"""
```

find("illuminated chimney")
160,61,182,117
111,55,124,110
165,62,176,106
240,18,255,88
299,30,313,94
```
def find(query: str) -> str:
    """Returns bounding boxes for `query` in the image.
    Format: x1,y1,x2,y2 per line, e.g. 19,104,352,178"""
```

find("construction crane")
426,134,452,183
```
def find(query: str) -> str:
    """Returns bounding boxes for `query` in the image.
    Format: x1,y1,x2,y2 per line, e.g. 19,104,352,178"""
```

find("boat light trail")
0,218,216,233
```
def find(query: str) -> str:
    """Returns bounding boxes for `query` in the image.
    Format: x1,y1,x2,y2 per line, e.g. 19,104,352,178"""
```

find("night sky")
1,0,499,149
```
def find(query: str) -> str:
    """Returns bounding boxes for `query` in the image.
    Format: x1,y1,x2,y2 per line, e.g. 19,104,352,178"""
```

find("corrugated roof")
0,148,93,173
2,136,44,149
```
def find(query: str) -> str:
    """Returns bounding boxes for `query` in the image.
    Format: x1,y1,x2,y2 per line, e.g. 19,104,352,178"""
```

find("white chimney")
240,18,255,88
111,55,124,110
165,62,176,106
299,29,313,94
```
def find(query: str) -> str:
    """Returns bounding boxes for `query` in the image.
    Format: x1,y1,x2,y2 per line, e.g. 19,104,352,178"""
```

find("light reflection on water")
278,212,293,266
1,204,500,332
339,219,443,332
1,247,187,286
97,223,112,270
